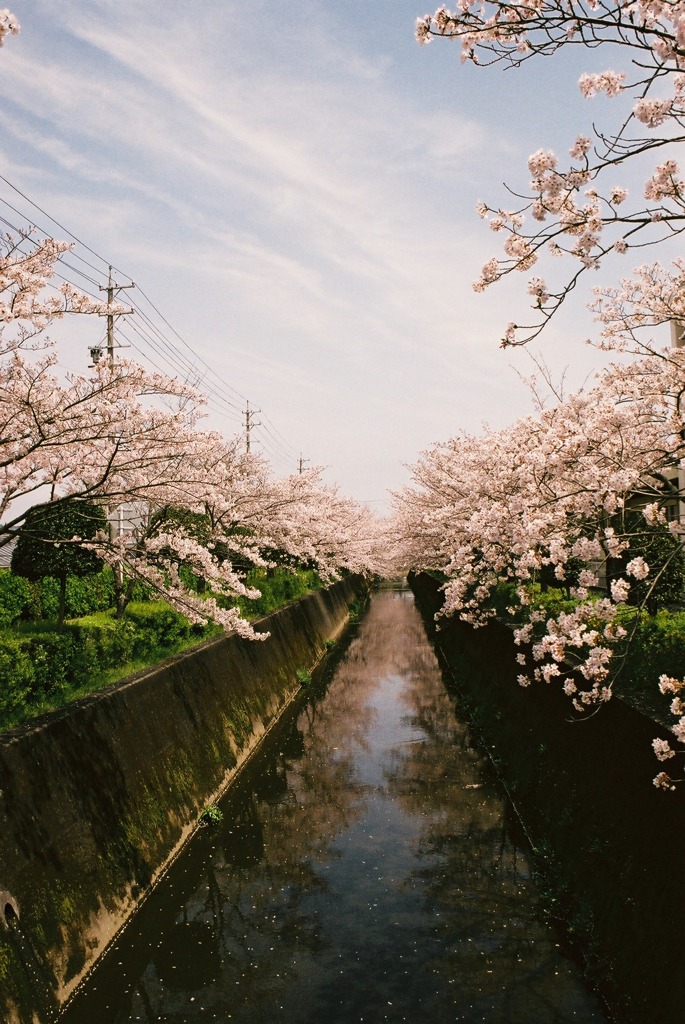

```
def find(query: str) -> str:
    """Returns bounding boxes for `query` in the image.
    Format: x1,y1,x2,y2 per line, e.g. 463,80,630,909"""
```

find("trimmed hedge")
0,567,118,624
0,637,33,715
0,631,83,718
0,604,201,728
0,566,322,627
0,572,32,628
123,602,191,655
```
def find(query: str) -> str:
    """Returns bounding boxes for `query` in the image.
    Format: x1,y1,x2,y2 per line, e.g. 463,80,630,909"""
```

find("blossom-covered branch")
417,2,685,344
0,230,384,636
394,338,685,784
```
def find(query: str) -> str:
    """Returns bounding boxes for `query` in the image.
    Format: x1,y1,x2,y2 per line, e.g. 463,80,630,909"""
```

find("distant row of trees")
0,229,384,640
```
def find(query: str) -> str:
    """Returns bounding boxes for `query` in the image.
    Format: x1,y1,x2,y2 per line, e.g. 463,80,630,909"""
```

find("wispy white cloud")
0,0,612,507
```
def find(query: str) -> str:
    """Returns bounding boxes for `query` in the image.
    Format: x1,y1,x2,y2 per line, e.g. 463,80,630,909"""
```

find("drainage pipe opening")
0,891,19,930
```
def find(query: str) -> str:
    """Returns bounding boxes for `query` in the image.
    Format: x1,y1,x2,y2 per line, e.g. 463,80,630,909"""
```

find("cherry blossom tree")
103,450,386,635
416,1,685,346
0,231,259,633
247,466,389,581
394,341,685,786
408,3,685,783
0,230,382,637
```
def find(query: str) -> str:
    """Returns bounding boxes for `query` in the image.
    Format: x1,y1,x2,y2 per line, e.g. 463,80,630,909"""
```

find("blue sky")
0,1,647,510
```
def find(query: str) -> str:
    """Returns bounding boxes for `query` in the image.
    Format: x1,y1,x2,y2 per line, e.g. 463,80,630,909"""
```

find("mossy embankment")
0,575,365,1024
409,570,685,1024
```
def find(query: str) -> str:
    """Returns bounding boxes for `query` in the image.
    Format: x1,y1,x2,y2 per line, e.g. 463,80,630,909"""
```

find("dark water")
60,589,605,1024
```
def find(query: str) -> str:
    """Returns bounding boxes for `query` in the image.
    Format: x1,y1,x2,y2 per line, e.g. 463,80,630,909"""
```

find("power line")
0,191,244,408
0,174,114,275
0,177,312,471
0,194,263,427
131,285,249,406
262,412,300,457
2,217,308,471
259,422,299,461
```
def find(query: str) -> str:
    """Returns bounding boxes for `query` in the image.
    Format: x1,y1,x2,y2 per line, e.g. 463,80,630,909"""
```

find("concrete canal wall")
0,576,365,1024
409,571,685,1024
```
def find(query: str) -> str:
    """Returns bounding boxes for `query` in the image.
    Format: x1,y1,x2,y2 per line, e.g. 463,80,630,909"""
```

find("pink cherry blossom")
416,2,685,344
653,738,676,761
393,324,685,780
0,9,18,47
626,556,650,580
0,230,384,636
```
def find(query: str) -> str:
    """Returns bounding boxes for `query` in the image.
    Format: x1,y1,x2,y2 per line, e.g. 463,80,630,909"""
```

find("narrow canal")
60,588,606,1024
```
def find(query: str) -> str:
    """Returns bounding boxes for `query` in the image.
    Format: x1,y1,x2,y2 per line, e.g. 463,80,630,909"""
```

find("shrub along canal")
60,588,605,1024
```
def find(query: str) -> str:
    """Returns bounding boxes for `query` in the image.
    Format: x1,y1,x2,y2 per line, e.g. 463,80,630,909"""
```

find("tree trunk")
57,574,66,631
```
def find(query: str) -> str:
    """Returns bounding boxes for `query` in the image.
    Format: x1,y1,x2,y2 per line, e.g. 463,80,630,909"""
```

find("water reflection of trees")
382,605,603,1023
65,592,601,1024
106,617,389,1022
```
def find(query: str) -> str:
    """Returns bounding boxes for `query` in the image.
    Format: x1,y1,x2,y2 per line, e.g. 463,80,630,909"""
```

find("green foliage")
0,570,31,627
123,602,191,655
32,570,120,622
0,628,88,718
25,631,80,696
11,500,107,583
67,613,138,668
37,576,60,620
612,607,685,721
21,579,46,621
0,567,119,625
526,584,579,619
64,568,117,617
490,574,685,722
0,636,33,716
199,803,224,826
234,567,322,619
11,500,108,629
295,668,312,685
489,581,579,625
620,514,685,613
0,603,205,731
0,561,325,732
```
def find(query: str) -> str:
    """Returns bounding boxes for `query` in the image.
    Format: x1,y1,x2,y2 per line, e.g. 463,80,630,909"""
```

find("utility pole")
298,453,310,475
96,266,135,367
244,401,261,454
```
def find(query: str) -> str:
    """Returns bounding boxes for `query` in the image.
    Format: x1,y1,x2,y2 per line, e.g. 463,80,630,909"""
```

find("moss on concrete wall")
0,576,364,1024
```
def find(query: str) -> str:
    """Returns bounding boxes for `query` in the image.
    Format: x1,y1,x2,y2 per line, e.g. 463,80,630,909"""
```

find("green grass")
82,629,221,689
